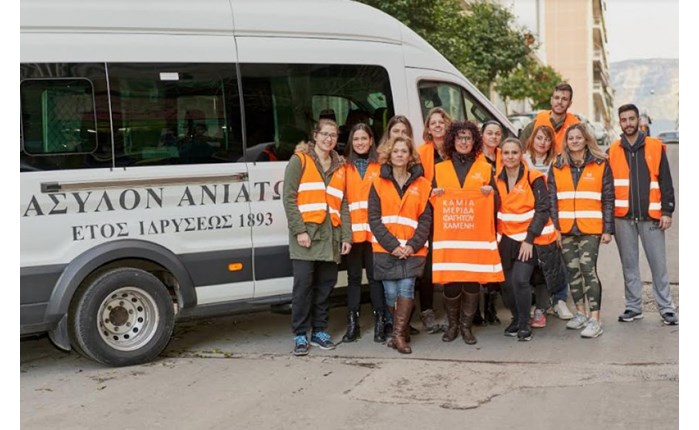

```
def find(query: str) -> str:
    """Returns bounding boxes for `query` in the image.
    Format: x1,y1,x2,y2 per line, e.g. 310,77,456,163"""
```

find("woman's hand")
431,187,445,198
480,185,493,195
296,232,311,248
391,246,405,258
402,245,415,259
518,242,533,261
341,242,353,255
556,230,562,248
600,233,612,244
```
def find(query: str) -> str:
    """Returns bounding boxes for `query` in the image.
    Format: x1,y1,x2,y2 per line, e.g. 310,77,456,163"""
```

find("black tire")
68,268,175,366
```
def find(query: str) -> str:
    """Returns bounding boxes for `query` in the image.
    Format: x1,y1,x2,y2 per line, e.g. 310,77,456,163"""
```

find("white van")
20,0,515,366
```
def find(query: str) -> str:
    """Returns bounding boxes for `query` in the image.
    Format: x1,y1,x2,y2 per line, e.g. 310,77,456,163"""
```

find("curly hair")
442,120,482,160
378,136,421,169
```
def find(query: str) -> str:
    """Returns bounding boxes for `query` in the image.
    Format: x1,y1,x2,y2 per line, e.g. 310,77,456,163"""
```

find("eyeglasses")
318,131,338,140
455,135,473,142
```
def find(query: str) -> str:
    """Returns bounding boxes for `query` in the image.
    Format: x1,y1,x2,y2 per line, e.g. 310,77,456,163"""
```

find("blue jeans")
383,278,416,308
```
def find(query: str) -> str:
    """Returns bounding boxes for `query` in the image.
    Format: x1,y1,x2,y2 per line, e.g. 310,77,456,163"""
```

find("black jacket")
611,133,675,220
368,163,433,280
548,151,615,235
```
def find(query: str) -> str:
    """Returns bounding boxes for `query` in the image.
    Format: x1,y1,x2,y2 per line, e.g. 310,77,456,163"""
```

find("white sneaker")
554,300,574,320
566,312,588,330
580,319,604,338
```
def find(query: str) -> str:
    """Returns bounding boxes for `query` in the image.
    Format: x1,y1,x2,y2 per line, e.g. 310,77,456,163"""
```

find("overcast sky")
605,0,679,63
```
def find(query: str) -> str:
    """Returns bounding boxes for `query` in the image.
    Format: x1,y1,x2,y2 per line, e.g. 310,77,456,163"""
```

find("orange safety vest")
477,148,503,177
345,162,381,243
418,141,437,182
295,152,345,227
370,175,431,256
552,161,606,234
608,137,664,219
431,160,504,284
496,165,556,245
532,111,580,155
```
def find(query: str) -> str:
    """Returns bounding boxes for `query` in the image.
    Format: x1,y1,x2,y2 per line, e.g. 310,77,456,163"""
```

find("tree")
496,62,565,113
358,0,533,95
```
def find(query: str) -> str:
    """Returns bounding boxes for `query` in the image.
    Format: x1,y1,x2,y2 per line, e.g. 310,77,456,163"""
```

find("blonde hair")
422,107,453,141
525,124,557,166
378,136,421,169
560,123,607,166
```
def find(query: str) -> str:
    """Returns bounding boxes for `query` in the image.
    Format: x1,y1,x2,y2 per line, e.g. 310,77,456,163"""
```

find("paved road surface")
20,144,681,429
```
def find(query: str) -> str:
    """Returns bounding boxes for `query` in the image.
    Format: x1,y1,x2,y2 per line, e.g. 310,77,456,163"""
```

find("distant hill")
610,59,679,136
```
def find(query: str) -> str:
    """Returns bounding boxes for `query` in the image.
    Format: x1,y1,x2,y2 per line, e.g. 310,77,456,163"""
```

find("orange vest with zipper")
496,165,556,245
370,175,431,256
430,158,504,283
608,137,664,219
345,162,381,243
552,161,605,234
533,111,580,155
295,152,345,227
477,148,503,177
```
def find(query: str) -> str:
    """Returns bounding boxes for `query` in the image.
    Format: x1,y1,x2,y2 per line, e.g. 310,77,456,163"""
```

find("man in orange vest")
609,104,677,325
520,83,581,154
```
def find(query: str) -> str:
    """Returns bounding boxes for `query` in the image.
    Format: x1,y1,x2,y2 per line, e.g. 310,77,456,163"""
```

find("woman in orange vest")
523,125,575,327
496,137,558,341
475,120,506,326
415,107,452,334
431,120,500,345
282,119,353,356
548,123,614,338
341,123,387,343
368,136,433,354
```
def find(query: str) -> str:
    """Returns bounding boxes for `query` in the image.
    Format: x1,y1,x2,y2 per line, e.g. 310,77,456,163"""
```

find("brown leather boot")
460,292,479,345
441,294,461,342
393,296,414,354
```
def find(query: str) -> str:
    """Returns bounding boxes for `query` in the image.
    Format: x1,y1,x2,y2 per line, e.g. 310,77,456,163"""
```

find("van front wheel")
69,268,175,366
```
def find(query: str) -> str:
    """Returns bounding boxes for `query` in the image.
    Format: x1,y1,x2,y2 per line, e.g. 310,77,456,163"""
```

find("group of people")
282,82,677,356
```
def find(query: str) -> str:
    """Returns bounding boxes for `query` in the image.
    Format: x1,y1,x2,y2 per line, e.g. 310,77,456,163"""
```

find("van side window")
240,64,392,161
418,80,504,131
107,63,244,167
20,63,111,171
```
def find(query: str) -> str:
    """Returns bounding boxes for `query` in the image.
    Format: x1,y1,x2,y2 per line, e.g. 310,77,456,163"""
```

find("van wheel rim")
97,287,160,352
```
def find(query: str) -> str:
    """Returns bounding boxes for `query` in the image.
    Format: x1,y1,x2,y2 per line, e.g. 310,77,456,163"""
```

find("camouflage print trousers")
561,235,602,312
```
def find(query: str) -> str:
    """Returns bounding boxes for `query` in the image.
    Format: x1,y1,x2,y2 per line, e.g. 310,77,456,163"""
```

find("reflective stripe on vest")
532,111,580,155
345,162,381,243
552,161,605,234
295,152,345,227
608,138,664,219
496,166,557,245
370,175,431,256
431,163,504,283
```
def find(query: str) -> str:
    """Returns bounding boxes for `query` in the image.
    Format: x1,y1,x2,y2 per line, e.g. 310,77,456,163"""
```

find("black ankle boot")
473,299,485,326
342,310,360,342
373,310,386,343
484,291,501,325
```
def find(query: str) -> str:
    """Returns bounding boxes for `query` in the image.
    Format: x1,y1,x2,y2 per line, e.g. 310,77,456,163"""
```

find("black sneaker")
504,320,518,337
661,312,679,325
293,335,309,356
618,309,644,322
517,327,532,342
310,331,336,350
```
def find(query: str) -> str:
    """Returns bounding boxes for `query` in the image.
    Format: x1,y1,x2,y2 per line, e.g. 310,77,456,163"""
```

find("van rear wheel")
69,268,175,366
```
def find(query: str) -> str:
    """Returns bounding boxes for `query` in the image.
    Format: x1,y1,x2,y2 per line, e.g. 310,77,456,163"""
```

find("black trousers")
291,260,338,335
501,261,535,329
344,241,386,313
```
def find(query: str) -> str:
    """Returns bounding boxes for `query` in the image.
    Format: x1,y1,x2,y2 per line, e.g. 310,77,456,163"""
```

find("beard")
623,125,639,137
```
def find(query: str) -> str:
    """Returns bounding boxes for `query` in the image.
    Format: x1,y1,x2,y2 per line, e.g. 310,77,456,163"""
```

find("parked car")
657,130,679,144
507,114,533,137
590,122,611,146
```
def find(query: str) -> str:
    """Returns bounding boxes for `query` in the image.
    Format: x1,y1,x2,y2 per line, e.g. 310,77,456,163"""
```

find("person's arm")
282,155,306,236
547,169,560,231
658,147,676,217
368,184,400,252
525,176,550,243
601,161,615,235
407,201,433,252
